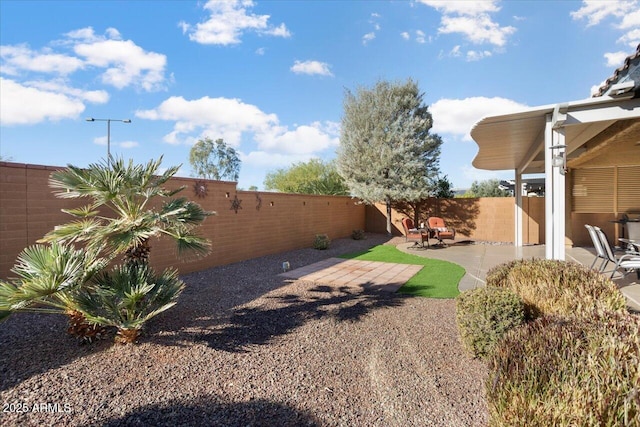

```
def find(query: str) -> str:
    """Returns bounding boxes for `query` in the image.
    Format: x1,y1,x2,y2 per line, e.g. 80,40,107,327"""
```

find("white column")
544,114,554,259
544,112,566,260
514,170,523,247
552,128,566,260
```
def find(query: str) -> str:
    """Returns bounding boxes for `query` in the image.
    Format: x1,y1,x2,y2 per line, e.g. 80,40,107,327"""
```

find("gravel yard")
0,234,487,426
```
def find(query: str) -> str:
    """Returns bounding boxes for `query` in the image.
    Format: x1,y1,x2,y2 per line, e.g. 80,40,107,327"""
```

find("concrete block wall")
0,162,365,279
367,196,545,244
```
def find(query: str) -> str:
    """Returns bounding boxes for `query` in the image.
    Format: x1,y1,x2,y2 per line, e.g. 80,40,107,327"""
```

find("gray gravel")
0,234,487,426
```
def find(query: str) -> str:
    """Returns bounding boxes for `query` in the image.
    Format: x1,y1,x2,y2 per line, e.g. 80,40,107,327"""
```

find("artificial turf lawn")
340,244,465,298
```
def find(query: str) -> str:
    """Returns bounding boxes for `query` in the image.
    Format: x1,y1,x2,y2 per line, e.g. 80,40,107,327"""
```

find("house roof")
471,45,640,175
594,43,640,98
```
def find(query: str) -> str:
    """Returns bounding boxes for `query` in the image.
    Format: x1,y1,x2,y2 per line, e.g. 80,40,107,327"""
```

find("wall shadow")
391,198,480,238
101,395,321,426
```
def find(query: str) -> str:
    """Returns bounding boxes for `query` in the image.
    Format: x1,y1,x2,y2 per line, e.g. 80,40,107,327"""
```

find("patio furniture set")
401,217,455,249
585,223,640,280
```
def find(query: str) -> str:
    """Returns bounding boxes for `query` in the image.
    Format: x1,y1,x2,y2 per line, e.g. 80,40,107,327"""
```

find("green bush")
487,311,640,426
485,259,627,320
313,234,331,250
455,287,525,359
351,229,366,240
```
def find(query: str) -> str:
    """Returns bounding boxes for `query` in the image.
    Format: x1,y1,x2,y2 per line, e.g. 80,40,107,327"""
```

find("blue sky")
1,0,639,190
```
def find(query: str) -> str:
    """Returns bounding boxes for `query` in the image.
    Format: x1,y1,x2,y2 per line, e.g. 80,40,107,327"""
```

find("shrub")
487,311,640,426
485,259,626,320
455,287,525,359
313,234,331,250
351,229,366,240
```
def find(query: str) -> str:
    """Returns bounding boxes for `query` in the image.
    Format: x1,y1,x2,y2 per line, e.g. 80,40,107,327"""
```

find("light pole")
85,117,131,161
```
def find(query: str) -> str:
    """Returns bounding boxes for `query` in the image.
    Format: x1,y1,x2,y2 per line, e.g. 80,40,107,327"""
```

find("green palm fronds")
74,264,185,343
0,243,106,317
40,156,213,264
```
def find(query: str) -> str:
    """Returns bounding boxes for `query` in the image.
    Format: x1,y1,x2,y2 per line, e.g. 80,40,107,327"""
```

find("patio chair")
401,218,429,248
593,226,640,279
585,224,608,271
426,217,456,247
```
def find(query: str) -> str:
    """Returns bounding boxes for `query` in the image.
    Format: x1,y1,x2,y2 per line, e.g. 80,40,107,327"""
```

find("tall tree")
432,175,455,198
189,137,241,181
264,158,349,195
337,79,442,234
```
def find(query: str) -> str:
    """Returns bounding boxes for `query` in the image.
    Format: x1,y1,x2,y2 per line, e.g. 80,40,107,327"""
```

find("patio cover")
470,95,640,260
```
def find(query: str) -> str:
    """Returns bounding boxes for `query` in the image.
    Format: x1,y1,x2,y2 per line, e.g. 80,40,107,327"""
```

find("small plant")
455,287,525,359
487,311,640,426
313,234,331,250
485,259,626,320
74,265,185,344
351,229,366,240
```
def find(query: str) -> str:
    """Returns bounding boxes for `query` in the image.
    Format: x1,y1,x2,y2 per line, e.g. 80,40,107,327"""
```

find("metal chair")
593,226,640,279
585,224,608,271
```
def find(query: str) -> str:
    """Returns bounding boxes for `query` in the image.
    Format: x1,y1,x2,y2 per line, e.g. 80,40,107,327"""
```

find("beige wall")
0,162,365,279
366,196,545,244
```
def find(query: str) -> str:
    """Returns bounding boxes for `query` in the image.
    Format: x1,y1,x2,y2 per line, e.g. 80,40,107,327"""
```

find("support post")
514,170,523,247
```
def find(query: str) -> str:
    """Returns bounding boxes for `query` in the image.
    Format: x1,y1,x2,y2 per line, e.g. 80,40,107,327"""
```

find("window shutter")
572,167,615,213
617,165,640,213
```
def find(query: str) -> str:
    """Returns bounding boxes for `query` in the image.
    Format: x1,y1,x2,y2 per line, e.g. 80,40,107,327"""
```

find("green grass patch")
340,245,465,298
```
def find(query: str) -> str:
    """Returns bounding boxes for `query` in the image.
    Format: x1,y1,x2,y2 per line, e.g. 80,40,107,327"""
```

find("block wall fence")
1,161,546,280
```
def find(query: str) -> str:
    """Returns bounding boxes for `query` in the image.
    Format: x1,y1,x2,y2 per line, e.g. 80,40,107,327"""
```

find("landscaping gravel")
0,234,488,426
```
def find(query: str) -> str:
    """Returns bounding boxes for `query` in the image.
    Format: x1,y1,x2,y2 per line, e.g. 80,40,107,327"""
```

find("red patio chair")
427,217,456,246
401,218,429,248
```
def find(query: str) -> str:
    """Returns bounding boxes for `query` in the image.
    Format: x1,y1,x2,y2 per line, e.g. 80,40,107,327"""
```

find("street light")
85,117,132,161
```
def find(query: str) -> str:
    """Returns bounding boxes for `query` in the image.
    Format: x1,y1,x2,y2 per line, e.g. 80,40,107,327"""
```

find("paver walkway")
279,257,422,293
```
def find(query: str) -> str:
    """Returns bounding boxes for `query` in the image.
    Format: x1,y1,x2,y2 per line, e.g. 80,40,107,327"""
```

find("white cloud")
135,96,338,158
419,0,500,16
73,37,167,91
570,0,636,26
180,0,290,45
449,45,462,57
430,96,528,141
415,30,427,44
419,0,515,47
255,47,266,55
439,14,516,46
400,31,410,40
118,141,139,149
240,151,312,169
466,50,492,61
0,44,84,76
0,78,86,125
255,121,339,154
2,27,168,93
604,50,629,67
136,95,277,145
618,28,640,47
362,32,376,45
572,1,640,53
290,60,333,76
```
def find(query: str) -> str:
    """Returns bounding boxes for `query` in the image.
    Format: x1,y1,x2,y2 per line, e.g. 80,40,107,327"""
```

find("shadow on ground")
101,395,320,427
151,281,406,353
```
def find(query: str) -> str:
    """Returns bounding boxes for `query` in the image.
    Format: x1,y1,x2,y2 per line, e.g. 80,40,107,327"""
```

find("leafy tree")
464,179,511,197
1,156,213,343
431,175,455,198
189,137,241,181
248,185,258,191
337,79,442,234
264,158,349,195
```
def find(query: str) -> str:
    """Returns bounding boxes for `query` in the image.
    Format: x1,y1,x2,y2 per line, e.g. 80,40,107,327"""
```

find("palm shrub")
0,243,108,341
455,287,525,359
2,156,212,342
40,156,212,265
74,264,185,344
487,311,640,426
485,259,626,320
